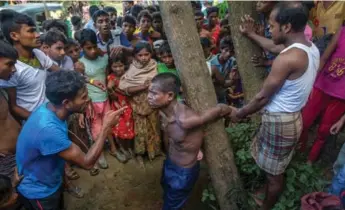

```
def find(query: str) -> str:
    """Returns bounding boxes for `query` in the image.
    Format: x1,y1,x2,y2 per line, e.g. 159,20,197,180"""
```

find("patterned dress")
108,74,135,140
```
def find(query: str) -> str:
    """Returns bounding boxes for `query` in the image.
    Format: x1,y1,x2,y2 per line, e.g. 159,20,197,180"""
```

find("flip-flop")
89,167,99,176
109,150,128,163
65,167,80,180
66,185,84,198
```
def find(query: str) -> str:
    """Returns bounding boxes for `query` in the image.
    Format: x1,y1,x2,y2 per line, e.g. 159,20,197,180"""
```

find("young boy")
77,29,126,170
152,12,166,40
136,10,161,44
65,38,81,64
147,73,231,210
121,15,140,48
41,29,74,71
157,41,178,77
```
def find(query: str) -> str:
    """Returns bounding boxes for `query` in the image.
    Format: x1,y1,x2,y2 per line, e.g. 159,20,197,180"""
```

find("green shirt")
79,55,108,102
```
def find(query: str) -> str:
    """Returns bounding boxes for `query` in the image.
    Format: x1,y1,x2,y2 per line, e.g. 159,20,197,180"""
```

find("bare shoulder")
280,47,308,71
177,103,199,120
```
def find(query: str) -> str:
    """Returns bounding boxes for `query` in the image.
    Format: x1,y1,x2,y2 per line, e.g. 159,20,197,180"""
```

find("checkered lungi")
251,111,302,175
0,153,16,181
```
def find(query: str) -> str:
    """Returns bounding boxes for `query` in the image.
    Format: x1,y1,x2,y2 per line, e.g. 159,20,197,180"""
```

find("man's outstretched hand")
228,106,241,123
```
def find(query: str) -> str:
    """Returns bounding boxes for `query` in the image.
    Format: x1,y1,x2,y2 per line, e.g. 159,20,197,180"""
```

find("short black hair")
194,11,204,18
71,15,82,27
89,5,100,17
92,10,109,22
152,11,162,20
0,174,13,206
104,6,117,14
0,12,35,44
77,29,97,47
42,19,68,36
206,6,219,17
137,10,152,22
44,29,67,46
220,18,229,27
151,73,181,97
200,37,212,48
122,15,136,26
146,5,157,14
273,2,308,32
45,70,86,106
133,41,152,55
0,40,18,61
159,41,171,55
130,4,144,19
191,1,202,10
117,16,123,27
65,38,79,50
220,36,234,50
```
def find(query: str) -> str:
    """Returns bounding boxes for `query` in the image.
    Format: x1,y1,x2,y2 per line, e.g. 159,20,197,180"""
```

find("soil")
64,154,211,210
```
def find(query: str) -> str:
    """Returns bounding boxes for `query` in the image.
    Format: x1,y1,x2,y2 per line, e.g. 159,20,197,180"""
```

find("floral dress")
108,74,135,140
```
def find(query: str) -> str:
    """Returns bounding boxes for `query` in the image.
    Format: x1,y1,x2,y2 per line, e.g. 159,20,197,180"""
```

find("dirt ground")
64,154,210,210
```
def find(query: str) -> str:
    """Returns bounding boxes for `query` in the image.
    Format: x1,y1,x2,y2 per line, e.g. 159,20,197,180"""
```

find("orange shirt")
310,1,345,38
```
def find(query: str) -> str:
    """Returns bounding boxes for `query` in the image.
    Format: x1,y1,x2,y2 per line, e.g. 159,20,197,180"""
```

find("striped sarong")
0,153,16,181
251,111,302,175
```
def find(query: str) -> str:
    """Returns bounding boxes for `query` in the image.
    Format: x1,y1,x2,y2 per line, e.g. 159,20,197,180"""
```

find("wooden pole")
159,1,244,209
228,1,265,102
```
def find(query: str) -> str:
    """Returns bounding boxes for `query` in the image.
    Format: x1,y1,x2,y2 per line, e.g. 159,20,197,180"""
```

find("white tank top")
265,43,320,113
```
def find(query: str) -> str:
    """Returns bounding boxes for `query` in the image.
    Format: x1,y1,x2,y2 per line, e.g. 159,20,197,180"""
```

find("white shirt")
265,43,320,113
52,55,74,71
0,49,53,112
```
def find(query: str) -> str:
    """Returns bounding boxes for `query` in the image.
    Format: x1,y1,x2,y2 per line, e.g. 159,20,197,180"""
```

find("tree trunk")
159,2,244,210
228,1,266,102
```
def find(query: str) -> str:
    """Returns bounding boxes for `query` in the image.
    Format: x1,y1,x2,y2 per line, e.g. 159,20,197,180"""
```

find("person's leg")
261,173,284,210
334,143,345,174
299,88,329,151
308,98,345,162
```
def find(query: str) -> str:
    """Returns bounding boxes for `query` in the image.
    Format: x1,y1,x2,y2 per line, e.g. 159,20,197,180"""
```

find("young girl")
107,54,135,161
119,41,161,167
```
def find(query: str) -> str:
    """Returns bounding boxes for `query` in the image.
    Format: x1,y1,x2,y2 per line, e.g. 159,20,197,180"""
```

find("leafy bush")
202,122,329,210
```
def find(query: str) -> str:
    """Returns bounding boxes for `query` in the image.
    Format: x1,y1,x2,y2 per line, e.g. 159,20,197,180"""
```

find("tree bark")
159,2,244,210
228,1,266,102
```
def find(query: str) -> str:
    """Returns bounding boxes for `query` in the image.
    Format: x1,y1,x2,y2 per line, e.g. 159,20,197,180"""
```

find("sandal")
120,147,132,160
136,155,145,169
98,156,109,169
109,150,128,163
65,167,80,180
89,167,99,176
66,184,84,198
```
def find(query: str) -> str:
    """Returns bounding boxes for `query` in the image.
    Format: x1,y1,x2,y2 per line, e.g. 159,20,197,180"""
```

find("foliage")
217,2,228,20
202,122,329,210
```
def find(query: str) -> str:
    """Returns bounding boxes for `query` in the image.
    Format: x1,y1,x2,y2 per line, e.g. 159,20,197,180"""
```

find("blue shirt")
16,103,72,199
84,19,97,33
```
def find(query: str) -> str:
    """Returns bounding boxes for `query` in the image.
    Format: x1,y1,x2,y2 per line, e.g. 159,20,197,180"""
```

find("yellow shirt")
311,1,345,38
134,26,155,35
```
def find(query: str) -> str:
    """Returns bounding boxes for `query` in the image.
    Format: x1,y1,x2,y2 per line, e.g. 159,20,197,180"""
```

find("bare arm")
247,33,285,54
178,104,231,129
236,52,300,118
59,108,126,169
6,88,31,120
125,84,149,95
318,28,341,71
48,64,61,72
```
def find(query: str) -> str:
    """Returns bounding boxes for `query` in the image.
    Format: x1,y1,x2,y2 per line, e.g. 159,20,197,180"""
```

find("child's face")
122,22,135,37
135,48,151,66
83,41,99,60
148,83,173,109
66,45,81,63
208,12,218,27
220,47,232,61
139,16,152,33
111,61,125,77
0,57,16,81
95,15,111,35
160,52,175,68
194,15,204,29
152,18,162,31
48,41,66,62
256,1,275,13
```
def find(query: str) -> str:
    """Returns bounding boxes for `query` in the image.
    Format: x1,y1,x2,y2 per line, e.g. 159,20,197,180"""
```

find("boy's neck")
47,103,69,121
84,55,98,61
100,32,110,42
14,44,34,59
162,100,178,118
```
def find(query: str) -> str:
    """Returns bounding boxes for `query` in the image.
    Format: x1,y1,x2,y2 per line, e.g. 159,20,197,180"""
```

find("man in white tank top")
229,2,319,210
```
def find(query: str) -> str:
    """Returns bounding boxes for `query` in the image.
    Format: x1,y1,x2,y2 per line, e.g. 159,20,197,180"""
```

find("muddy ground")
64,155,211,210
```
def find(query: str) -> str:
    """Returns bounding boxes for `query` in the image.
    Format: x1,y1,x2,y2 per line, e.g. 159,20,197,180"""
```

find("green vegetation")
202,122,329,210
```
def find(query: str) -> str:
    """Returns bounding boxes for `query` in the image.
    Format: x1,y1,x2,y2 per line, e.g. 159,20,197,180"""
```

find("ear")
282,23,292,34
167,91,175,101
9,31,20,42
41,44,50,54
62,99,72,110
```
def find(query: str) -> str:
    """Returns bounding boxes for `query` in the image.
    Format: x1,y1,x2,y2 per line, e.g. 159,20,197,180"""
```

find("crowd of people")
0,0,345,210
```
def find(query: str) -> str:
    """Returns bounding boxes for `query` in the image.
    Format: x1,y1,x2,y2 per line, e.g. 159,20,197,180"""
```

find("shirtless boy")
147,73,231,210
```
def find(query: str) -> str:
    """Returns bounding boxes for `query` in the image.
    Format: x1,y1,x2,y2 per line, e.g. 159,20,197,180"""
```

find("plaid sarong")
0,153,16,181
251,111,302,175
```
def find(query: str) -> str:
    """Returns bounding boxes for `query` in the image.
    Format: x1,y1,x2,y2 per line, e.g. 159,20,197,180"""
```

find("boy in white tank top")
229,2,319,210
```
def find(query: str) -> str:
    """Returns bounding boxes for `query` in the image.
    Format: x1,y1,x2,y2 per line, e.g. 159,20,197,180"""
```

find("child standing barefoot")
107,54,135,162
119,41,161,167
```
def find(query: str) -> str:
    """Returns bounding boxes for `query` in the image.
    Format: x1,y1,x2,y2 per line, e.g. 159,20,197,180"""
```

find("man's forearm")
236,95,269,119
83,128,108,168
201,106,222,124
247,33,284,54
11,106,31,120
